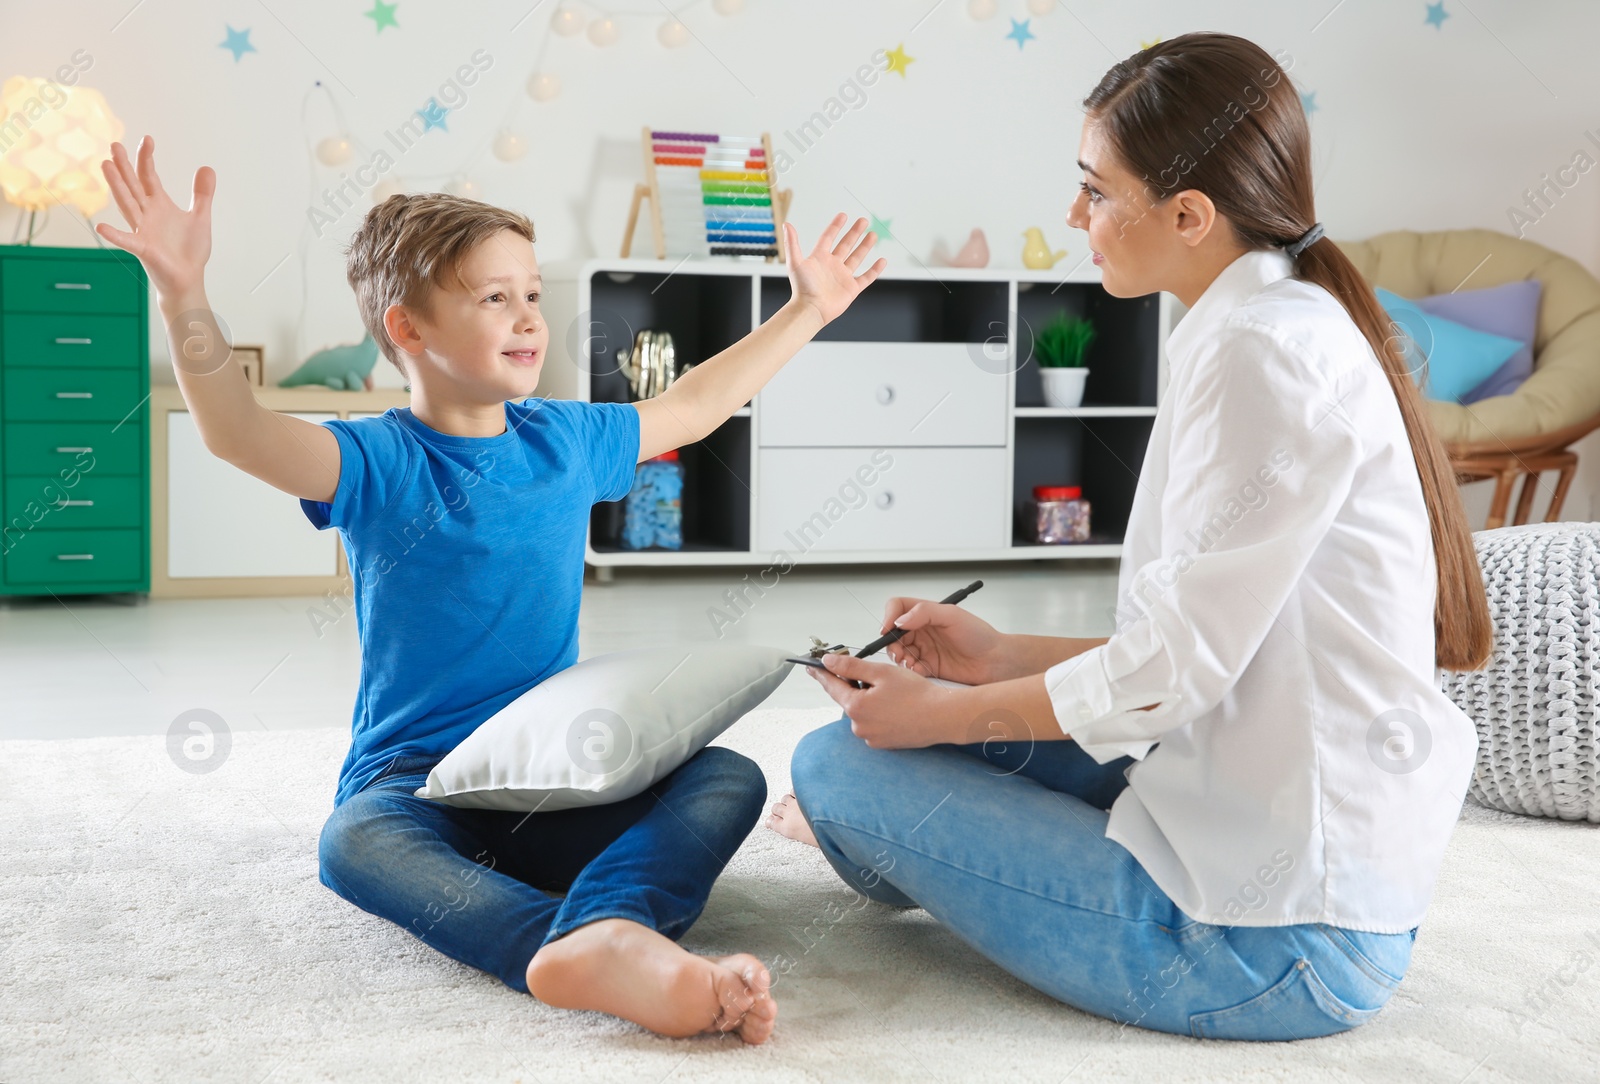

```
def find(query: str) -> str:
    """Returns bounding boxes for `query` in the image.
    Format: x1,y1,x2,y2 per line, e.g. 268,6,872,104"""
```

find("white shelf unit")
568,258,1173,571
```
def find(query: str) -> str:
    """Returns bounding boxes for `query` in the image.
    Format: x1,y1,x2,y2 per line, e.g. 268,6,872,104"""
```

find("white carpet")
3,708,1596,1083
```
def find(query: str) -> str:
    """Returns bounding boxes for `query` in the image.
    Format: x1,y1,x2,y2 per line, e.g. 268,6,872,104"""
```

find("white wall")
5,0,1598,522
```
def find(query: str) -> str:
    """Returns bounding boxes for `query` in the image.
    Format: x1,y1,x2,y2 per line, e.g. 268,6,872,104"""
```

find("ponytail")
1295,238,1492,669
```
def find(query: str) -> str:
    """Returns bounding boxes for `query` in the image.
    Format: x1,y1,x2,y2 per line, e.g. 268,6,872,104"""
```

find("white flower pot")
1040,367,1088,408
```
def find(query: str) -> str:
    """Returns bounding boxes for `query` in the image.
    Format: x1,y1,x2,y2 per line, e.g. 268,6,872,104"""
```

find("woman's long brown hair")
1084,31,1491,671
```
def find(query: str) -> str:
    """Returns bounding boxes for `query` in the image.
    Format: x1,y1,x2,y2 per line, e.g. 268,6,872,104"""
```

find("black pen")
854,579,985,660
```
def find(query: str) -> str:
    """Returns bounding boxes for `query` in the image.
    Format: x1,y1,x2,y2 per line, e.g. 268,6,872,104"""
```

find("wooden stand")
1447,412,1600,529
620,127,792,261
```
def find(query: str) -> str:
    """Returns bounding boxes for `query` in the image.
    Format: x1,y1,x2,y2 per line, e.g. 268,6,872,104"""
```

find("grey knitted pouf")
1439,522,1600,821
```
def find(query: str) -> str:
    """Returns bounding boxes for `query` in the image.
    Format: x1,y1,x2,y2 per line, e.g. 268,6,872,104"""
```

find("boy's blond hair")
344,193,536,373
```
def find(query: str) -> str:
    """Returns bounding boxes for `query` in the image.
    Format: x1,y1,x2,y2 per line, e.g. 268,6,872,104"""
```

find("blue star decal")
220,26,256,62
1007,18,1035,50
418,98,450,133
1425,2,1449,29
1301,90,1318,115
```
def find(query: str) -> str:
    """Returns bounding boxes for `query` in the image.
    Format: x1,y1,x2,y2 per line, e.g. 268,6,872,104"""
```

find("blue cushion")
1374,286,1525,403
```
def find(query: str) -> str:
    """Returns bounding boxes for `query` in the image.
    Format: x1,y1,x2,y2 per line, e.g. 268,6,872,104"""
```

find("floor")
0,559,1121,741
8,561,1599,1081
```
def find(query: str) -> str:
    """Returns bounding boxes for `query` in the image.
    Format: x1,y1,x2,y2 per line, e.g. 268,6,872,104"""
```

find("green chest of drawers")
0,245,150,595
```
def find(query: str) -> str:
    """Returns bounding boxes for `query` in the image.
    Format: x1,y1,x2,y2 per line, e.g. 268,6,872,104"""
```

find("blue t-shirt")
301,398,640,806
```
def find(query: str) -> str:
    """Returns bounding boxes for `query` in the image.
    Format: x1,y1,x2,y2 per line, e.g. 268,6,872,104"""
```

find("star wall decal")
366,0,399,33
885,43,915,77
220,26,256,62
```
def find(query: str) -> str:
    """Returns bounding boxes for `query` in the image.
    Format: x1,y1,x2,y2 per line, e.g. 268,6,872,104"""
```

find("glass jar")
1030,484,1091,544
622,451,683,550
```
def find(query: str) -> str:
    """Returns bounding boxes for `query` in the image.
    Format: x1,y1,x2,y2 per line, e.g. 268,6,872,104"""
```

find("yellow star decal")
1140,36,1161,50
885,43,915,78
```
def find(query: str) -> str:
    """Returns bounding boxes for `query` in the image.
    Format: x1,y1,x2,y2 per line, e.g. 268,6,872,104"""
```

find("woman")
767,31,1491,1041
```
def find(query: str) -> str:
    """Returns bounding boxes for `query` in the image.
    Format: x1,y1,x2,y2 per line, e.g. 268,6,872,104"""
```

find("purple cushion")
1410,280,1541,404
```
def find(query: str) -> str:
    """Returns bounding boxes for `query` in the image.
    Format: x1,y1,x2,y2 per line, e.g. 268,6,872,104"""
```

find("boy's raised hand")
784,214,887,328
95,136,215,301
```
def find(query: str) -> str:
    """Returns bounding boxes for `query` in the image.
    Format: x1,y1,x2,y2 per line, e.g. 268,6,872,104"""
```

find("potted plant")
1034,313,1095,408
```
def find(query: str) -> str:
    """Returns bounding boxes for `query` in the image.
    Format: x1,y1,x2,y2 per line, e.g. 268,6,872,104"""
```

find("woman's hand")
783,214,886,328
880,597,1010,685
806,654,969,749
96,136,215,302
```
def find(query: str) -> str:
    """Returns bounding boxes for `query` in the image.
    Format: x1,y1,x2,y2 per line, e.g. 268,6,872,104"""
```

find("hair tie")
1284,222,1325,259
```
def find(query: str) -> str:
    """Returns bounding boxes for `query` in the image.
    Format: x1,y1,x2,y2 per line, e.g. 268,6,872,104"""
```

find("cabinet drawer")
4,367,143,422
758,342,1007,448
3,313,141,368
3,528,143,585
2,257,141,314
4,422,142,476
5,474,143,530
756,447,1006,552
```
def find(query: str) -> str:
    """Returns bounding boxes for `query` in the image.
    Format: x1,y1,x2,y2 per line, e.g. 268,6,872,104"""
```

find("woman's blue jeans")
790,718,1418,1041
318,746,766,993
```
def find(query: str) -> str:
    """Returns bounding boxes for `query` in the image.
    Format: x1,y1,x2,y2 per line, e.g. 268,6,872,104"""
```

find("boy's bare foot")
765,793,818,848
525,918,777,1044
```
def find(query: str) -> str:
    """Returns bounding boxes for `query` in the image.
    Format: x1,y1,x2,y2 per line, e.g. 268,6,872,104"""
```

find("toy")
932,227,990,268
279,333,381,390
1021,226,1068,269
621,127,793,261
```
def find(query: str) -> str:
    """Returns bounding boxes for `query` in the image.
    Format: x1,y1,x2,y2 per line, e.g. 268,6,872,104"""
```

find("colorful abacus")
622,126,791,261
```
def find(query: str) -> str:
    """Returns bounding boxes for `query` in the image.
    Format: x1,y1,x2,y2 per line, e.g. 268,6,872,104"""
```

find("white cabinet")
165,410,339,579
149,387,412,597
559,259,1170,570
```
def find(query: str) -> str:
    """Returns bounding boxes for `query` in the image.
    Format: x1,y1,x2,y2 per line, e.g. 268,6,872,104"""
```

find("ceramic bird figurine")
932,227,990,268
1021,227,1068,269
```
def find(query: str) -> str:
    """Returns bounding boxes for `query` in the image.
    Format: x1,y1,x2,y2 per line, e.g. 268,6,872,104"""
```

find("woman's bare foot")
765,793,818,847
525,918,777,1044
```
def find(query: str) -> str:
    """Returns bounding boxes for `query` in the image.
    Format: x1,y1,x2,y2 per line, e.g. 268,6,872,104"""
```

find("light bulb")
713,0,744,14
1027,0,1052,14
492,130,527,162
968,0,996,17
316,136,353,166
587,16,619,46
550,6,585,36
526,72,561,102
657,19,689,47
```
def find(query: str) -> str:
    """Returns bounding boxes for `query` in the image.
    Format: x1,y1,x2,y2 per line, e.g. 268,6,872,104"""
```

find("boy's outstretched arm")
96,136,341,503
633,214,886,462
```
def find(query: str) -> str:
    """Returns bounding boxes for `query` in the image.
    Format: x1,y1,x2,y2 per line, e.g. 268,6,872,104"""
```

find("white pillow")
415,644,793,812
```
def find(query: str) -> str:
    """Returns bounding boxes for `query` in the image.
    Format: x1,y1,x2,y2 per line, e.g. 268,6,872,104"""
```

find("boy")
97,135,884,1044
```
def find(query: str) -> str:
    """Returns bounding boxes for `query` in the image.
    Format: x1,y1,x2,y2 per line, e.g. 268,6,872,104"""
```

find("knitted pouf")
1439,522,1600,821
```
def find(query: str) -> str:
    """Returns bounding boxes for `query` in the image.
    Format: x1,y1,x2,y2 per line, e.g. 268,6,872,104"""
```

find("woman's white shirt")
1044,248,1476,933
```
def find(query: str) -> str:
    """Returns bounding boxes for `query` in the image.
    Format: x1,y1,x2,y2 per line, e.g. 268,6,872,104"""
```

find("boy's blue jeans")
791,718,1418,1041
318,746,766,993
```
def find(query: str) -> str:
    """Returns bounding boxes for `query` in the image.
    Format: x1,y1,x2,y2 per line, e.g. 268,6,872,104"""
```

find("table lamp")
0,75,124,244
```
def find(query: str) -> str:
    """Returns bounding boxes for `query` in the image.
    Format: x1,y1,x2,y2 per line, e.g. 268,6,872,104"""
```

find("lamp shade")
0,76,124,215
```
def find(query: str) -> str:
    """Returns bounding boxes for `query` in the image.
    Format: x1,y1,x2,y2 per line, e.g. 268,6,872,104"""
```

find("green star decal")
365,0,399,33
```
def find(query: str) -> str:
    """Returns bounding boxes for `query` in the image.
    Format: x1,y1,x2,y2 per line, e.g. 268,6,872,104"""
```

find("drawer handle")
54,337,93,345
55,446,93,454
55,392,94,399
53,282,92,291
56,500,94,508
874,491,894,510
55,553,95,561
875,384,895,406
